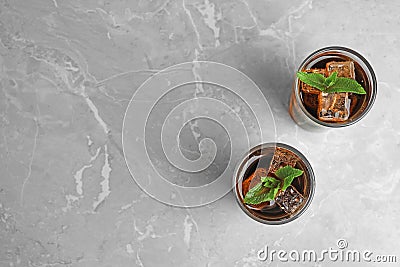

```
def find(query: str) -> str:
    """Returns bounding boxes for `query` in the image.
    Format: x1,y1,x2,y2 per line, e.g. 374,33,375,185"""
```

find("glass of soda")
233,143,315,225
289,46,377,130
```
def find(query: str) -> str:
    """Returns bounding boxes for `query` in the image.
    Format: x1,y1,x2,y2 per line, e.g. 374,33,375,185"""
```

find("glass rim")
294,46,377,128
233,142,315,225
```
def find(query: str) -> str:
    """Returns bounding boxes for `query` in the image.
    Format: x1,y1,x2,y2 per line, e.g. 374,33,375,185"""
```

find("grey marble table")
1,0,400,266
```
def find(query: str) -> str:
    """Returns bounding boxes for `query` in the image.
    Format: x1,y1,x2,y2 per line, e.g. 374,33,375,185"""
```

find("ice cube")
318,92,351,122
268,147,298,173
299,68,326,94
317,61,355,122
275,185,304,213
300,69,325,116
326,61,355,78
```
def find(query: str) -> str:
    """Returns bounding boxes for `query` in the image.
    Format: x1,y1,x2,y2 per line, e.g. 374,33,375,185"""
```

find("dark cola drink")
234,143,315,225
289,46,377,130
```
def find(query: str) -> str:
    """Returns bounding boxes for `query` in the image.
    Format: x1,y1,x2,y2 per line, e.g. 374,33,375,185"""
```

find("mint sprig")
275,165,304,191
325,77,365,94
243,181,278,205
296,71,366,94
243,166,304,205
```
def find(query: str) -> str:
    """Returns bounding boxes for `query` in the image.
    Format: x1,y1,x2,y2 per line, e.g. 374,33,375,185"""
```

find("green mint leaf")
261,176,280,188
324,71,338,87
243,182,263,203
297,70,365,94
296,72,327,91
275,165,304,179
243,182,278,205
244,166,303,205
266,186,280,202
325,77,366,94
275,165,304,191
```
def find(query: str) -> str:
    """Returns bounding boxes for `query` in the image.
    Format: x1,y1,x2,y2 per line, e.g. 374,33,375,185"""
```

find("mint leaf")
296,72,326,91
243,182,278,205
325,77,366,94
297,70,366,94
267,187,280,201
275,165,304,191
275,165,303,180
324,71,338,87
243,182,263,202
261,176,280,188
243,166,303,205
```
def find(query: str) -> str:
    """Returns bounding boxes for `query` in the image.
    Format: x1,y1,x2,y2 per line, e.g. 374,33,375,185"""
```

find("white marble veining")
1,0,400,266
